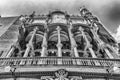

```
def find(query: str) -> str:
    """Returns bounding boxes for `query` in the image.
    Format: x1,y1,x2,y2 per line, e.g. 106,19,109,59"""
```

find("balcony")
0,57,119,67
32,19,46,24
0,57,120,79
48,19,67,26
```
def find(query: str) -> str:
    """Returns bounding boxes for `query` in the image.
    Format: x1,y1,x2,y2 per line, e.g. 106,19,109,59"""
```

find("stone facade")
0,7,120,80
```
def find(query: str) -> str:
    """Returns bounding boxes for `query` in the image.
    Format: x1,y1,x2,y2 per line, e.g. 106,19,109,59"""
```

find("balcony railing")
0,57,119,67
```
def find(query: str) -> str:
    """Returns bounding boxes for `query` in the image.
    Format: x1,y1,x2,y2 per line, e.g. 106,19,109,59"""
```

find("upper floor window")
51,14,67,23
72,18,87,24
32,19,46,24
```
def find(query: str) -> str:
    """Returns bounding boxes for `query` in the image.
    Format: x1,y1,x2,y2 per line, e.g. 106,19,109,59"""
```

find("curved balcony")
51,19,67,24
48,19,68,27
0,57,119,67
0,57,120,79
32,19,46,24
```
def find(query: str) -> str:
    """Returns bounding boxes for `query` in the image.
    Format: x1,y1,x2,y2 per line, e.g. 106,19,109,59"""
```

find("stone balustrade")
0,57,119,67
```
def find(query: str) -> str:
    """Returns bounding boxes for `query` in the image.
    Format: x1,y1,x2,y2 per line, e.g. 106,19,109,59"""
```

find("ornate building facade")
0,7,120,80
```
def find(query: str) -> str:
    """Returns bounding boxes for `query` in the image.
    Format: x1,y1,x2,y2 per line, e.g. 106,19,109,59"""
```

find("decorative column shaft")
69,23,79,57
104,48,114,59
79,27,97,58
23,27,38,57
6,45,15,58
56,26,62,57
107,44,119,58
90,25,114,59
41,32,47,57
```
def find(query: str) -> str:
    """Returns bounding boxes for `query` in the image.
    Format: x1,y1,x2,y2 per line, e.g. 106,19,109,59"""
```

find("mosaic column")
56,26,62,57
68,23,79,57
41,32,47,57
79,27,97,58
90,25,114,59
23,27,38,57
6,45,16,58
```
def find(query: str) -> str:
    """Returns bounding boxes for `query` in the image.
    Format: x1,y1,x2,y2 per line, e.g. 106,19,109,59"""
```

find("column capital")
57,43,63,48
33,27,38,33
68,26,72,30
71,43,77,49
26,43,32,49
79,27,84,32
56,26,61,31
42,43,47,48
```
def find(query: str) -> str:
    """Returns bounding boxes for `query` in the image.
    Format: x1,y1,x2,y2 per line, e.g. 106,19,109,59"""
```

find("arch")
50,30,68,37
35,34,43,43
37,31,44,35
48,24,68,33
61,31,68,35
25,31,43,42
49,33,69,41
26,23,45,33
26,23,45,28
74,34,82,42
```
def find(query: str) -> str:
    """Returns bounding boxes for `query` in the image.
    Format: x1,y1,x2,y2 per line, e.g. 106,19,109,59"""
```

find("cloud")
106,2,120,22
0,0,115,16
0,0,120,34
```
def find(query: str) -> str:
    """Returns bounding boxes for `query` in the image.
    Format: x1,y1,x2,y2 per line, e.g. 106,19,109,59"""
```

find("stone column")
106,44,119,59
57,43,63,57
104,48,114,59
90,26,114,59
79,27,97,58
68,23,79,57
98,41,114,59
41,32,47,57
56,26,62,57
6,45,15,58
24,44,31,57
23,27,38,57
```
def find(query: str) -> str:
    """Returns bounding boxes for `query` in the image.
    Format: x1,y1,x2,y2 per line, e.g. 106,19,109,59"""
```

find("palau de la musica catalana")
0,7,120,80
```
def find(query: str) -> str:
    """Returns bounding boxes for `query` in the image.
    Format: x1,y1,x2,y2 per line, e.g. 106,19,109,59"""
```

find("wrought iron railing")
0,57,119,67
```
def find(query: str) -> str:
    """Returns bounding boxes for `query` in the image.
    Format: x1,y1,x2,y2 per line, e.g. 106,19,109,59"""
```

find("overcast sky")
0,0,120,38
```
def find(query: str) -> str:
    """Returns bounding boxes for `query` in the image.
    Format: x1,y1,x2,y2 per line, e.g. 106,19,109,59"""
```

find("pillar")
56,26,62,57
90,25,114,59
68,23,79,57
6,45,15,58
41,32,47,57
104,48,114,59
79,27,97,58
106,44,119,59
23,27,38,57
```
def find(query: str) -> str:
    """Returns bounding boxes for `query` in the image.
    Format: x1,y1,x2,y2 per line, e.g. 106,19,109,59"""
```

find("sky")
0,0,120,40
